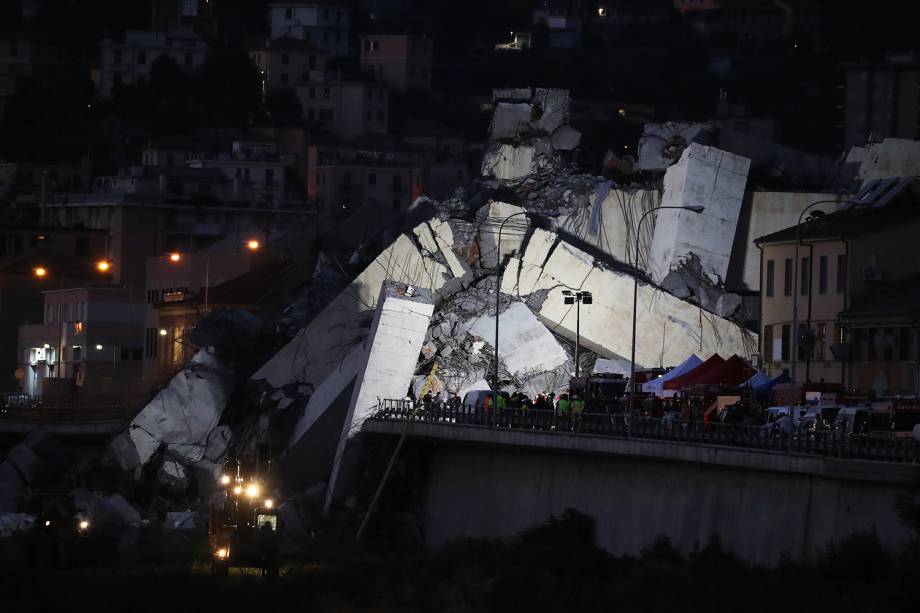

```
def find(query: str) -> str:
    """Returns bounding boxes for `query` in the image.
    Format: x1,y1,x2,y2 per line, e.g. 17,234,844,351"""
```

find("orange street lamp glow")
169,253,181,263
96,260,111,272
34,267,47,278
246,240,260,251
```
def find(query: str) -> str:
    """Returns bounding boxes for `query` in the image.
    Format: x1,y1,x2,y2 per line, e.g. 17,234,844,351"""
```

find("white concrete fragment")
482,142,535,181
478,201,529,269
429,218,470,278
491,102,533,140
413,222,439,254
252,229,449,391
163,511,197,530
493,87,532,102
462,302,569,380
857,138,920,185
649,143,751,284
324,282,435,510
516,234,754,368
551,125,581,151
637,122,713,171
126,350,234,468
532,88,569,134
593,356,633,376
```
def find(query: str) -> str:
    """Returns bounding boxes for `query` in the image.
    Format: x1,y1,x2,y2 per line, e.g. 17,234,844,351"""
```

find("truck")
208,463,281,577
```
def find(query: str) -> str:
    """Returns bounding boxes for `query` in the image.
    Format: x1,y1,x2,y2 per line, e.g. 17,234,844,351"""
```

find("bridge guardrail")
370,400,920,464
0,405,137,423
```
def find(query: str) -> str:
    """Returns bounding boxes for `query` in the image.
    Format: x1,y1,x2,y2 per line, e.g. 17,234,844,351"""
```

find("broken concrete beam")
412,222,439,255
857,138,920,185
462,301,569,382
637,122,714,172
481,139,556,183
252,229,450,392
532,88,570,134
555,188,661,268
324,281,435,511
477,201,529,269
493,87,532,102
490,102,534,141
515,233,754,368
429,218,471,278
649,143,751,284
551,125,581,151
123,349,234,470
593,356,633,376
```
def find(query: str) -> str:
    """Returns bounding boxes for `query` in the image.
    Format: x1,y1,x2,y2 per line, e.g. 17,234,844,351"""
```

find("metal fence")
371,399,920,464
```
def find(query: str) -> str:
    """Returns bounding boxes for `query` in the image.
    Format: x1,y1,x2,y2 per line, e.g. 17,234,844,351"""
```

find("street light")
246,239,261,251
629,205,705,423
33,260,113,379
493,211,531,392
562,290,592,378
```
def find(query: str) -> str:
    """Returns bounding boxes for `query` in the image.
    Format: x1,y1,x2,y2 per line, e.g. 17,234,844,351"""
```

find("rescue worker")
570,395,584,431
556,393,570,415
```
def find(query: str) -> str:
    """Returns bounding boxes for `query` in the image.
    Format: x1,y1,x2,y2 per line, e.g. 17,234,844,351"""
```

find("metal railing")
0,405,137,423
370,400,920,464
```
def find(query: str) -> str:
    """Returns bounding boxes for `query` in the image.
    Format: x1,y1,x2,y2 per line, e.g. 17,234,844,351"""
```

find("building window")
781,324,791,361
409,66,416,78
392,200,400,212
285,7,292,19
265,169,274,187
797,323,810,360
818,255,827,294
113,50,122,64
368,173,376,185
323,30,329,43
836,254,846,294
184,52,193,67
138,51,146,65
377,110,384,123
783,258,792,296
281,73,288,84
281,53,289,65
763,325,773,364
183,0,198,17
322,87,330,98
307,108,315,120
800,256,810,295
309,86,316,99
336,31,341,44
309,54,316,69
765,259,774,297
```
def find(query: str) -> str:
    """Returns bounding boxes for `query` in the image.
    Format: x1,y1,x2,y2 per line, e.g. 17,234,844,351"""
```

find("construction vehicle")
570,373,629,413
208,461,281,577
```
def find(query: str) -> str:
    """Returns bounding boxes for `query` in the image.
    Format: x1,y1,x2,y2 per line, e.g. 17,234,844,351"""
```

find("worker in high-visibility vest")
556,393,570,415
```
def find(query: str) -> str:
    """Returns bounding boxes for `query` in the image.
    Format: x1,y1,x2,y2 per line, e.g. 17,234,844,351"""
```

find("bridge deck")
364,401,920,484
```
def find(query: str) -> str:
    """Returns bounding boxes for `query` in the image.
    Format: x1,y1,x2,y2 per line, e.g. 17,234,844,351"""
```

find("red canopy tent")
684,355,750,387
662,354,724,390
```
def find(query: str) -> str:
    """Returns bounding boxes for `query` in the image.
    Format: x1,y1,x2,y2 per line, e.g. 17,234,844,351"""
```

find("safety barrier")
371,399,920,464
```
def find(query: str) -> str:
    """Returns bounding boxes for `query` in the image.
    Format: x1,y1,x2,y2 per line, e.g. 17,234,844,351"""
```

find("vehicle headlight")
245,483,260,499
219,474,231,486
263,499,274,509
232,485,243,496
215,547,229,559
78,520,89,532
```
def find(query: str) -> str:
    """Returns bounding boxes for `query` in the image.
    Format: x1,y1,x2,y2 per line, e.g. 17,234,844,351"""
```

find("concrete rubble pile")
110,349,235,483
482,88,579,184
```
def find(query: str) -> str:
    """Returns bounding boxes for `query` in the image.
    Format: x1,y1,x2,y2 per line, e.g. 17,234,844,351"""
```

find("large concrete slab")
252,229,450,392
477,201,529,269
462,302,569,381
649,144,751,284
510,232,754,368
324,281,435,510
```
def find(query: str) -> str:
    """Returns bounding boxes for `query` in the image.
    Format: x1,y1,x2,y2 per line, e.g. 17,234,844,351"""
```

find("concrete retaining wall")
400,427,917,565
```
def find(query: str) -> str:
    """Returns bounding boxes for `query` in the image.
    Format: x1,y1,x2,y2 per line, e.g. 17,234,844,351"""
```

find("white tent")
642,354,703,397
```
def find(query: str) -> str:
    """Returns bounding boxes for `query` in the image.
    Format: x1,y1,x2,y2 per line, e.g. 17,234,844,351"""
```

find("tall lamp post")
562,290,592,378
167,239,260,318
790,199,853,385
34,259,112,380
629,205,705,422
493,212,530,392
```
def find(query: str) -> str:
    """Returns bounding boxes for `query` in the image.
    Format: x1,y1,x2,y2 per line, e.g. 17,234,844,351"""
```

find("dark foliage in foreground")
1,509,918,613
